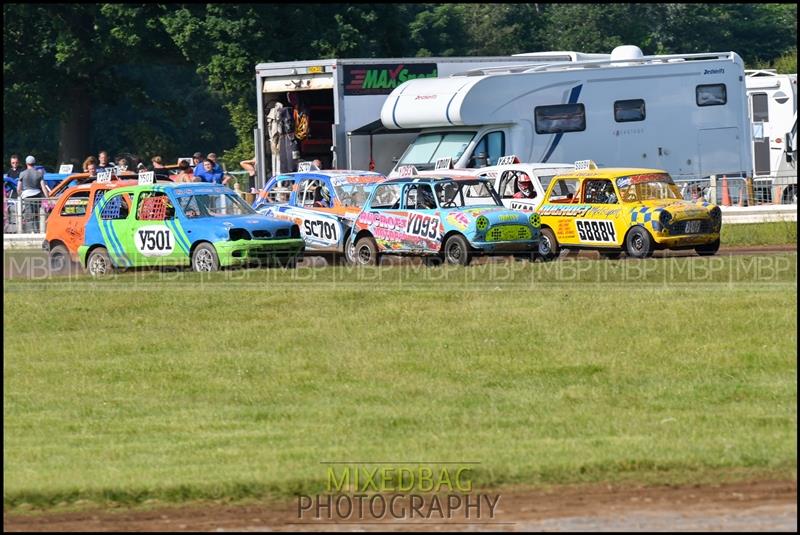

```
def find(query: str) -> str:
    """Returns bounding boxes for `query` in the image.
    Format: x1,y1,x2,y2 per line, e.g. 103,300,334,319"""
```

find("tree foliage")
4,3,797,169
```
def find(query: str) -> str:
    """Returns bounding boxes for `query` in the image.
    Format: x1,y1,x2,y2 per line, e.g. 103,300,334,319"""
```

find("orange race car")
43,181,135,272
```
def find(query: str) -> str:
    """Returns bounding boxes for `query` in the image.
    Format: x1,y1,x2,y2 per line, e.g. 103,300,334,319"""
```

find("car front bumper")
215,238,305,266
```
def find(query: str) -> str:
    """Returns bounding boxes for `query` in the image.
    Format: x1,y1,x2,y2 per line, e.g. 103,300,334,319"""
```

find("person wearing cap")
513,173,536,199
192,152,205,175
18,156,49,232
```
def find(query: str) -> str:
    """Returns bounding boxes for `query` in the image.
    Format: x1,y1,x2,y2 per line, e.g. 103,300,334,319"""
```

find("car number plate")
685,220,701,234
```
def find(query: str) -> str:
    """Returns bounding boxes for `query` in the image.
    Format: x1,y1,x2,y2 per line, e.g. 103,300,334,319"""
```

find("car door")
273,177,343,252
397,183,443,253
119,189,185,266
573,179,625,248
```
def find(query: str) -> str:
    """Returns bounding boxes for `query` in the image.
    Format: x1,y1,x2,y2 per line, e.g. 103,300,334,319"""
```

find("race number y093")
575,219,617,243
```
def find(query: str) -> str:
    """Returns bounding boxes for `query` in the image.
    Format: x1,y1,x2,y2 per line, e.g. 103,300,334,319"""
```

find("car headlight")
529,213,541,228
476,216,489,231
709,206,721,227
659,210,672,227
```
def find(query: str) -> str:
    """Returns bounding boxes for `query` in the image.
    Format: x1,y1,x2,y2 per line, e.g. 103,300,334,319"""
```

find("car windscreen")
177,193,256,218
615,173,682,201
398,132,475,169
333,182,381,209
435,180,503,208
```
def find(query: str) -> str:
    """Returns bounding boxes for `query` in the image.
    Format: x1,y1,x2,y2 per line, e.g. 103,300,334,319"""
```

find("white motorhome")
252,52,608,188
745,70,797,203
381,46,753,183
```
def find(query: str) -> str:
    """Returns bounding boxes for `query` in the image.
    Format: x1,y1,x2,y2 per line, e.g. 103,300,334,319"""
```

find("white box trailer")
745,70,796,203
380,46,754,182
253,53,609,188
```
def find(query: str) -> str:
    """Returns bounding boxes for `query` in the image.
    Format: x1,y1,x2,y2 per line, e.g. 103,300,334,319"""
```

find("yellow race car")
537,162,721,259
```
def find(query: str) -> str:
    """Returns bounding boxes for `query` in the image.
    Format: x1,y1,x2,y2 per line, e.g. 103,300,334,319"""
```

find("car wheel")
86,247,114,276
443,234,472,266
191,243,220,272
625,226,654,258
538,228,559,261
599,251,622,260
695,239,720,256
354,236,379,266
49,244,75,275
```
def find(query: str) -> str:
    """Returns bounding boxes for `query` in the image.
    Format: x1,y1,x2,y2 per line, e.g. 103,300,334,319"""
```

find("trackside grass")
3,254,797,510
721,220,797,246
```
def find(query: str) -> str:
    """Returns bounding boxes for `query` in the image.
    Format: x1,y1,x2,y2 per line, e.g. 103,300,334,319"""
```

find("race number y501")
135,225,175,256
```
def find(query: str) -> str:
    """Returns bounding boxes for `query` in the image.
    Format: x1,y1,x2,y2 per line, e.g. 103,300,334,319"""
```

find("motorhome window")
535,104,586,134
696,84,727,107
398,132,475,169
403,184,437,210
435,180,501,207
547,179,580,202
752,93,769,122
469,131,505,167
614,99,646,122
370,183,402,209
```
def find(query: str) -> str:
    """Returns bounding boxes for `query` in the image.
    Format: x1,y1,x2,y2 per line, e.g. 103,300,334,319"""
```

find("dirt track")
4,479,796,532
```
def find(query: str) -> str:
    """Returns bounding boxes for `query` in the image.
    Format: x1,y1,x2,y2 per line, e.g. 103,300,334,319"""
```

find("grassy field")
721,220,797,246
3,254,797,511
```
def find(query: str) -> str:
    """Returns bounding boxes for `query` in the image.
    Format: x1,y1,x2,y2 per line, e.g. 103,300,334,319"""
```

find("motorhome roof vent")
610,45,644,63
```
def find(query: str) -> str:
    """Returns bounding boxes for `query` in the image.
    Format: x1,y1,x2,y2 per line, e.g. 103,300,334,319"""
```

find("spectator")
97,150,113,170
6,154,23,179
206,153,223,173
312,158,323,170
151,155,165,169
82,155,97,173
173,160,196,183
116,158,129,172
17,155,49,233
192,152,205,174
195,159,230,185
240,157,257,191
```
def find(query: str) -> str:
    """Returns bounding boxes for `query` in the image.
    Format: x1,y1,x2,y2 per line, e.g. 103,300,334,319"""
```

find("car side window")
59,191,91,217
547,179,580,203
136,191,174,220
265,177,294,204
100,193,131,220
370,184,402,209
297,179,323,208
582,179,618,204
403,184,437,210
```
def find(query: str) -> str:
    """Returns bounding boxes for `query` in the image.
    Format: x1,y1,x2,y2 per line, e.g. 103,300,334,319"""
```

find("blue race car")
345,175,541,265
78,182,305,274
252,170,386,259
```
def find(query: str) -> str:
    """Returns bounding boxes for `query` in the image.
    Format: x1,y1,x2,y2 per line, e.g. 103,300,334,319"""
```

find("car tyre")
353,236,379,266
695,239,720,256
538,228,559,262
191,243,220,272
86,247,114,276
443,234,472,266
49,244,75,275
625,226,654,258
